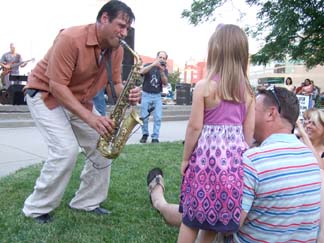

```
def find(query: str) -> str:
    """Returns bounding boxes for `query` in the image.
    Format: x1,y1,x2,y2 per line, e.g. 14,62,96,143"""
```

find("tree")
182,0,324,68
168,70,181,91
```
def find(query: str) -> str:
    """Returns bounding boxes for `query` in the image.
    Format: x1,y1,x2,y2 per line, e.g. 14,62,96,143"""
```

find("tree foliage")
168,70,181,90
182,0,324,68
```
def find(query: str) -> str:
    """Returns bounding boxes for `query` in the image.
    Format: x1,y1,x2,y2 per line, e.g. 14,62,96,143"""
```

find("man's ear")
100,12,109,24
267,106,279,121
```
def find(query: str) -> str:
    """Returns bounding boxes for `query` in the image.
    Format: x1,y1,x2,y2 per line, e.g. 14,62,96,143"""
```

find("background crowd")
286,76,322,108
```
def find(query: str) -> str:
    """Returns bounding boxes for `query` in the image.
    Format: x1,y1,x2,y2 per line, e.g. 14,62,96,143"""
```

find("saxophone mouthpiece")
119,38,142,65
119,39,126,46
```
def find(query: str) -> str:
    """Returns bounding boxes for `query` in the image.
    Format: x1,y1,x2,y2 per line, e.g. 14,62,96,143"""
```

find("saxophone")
96,39,143,159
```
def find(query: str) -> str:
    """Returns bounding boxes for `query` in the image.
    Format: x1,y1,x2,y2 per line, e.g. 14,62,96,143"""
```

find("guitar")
0,58,35,76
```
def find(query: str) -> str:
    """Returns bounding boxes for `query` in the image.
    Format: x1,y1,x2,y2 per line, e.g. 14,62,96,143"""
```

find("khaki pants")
23,92,111,218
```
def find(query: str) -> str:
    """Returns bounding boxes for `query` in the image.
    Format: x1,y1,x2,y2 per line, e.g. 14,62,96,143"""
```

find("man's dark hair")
157,51,168,59
258,87,300,127
97,0,135,25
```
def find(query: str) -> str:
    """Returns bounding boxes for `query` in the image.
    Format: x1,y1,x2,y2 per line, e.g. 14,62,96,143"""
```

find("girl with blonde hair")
177,24,255,243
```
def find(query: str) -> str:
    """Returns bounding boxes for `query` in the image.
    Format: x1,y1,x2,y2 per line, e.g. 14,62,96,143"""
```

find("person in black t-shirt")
139,51,168,143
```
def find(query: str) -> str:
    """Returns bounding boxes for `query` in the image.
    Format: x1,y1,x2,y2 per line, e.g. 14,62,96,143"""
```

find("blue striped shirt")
233,134,321,242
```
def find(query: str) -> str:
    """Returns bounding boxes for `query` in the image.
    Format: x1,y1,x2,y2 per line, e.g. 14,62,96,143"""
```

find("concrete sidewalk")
0,120,187,177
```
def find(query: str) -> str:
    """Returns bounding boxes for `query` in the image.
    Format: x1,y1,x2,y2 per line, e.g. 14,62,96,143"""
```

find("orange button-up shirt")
26,23,123,110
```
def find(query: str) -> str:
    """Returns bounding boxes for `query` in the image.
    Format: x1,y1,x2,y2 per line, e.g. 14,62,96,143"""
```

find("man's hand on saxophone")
110,80,141,107
85,113,115,137
128,86,141,105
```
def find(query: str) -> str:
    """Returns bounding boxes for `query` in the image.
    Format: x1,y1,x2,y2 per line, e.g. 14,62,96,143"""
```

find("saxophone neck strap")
105,49,117,105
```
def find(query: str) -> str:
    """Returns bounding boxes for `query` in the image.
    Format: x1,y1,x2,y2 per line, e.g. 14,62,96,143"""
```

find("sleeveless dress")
179,99,248,232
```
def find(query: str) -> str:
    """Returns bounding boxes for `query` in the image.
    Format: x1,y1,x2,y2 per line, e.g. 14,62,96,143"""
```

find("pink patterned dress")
179,98,248,232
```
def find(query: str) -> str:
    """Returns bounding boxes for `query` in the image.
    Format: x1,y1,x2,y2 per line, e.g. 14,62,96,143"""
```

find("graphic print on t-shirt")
150,73,159,88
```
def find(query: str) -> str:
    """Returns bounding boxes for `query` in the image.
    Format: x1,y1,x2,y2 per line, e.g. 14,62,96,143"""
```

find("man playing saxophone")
22,0,140,224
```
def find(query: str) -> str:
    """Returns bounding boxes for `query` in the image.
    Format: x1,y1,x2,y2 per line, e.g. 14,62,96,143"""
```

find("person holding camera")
139,51,168,143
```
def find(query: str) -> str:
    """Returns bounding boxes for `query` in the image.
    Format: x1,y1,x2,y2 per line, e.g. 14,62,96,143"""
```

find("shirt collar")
260,133,298,147
86,24,100,47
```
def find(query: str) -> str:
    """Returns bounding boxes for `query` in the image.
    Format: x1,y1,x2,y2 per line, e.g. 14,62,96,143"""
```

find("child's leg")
197,230,219,243
177,223,199,243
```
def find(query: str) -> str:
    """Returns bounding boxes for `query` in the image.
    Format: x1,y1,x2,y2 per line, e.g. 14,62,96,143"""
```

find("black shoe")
140,134,148,143
152,139,159,143
90,207,112,215
69,205,111,215
34,213,53,224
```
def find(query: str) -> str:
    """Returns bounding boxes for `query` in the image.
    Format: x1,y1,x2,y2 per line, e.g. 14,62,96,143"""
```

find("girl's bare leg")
178,223,199,243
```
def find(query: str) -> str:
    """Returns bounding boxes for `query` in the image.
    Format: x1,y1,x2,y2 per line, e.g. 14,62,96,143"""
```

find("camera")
159,60,166,67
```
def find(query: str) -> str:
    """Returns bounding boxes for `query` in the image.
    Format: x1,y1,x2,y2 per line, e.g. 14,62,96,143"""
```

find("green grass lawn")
0,142,184,243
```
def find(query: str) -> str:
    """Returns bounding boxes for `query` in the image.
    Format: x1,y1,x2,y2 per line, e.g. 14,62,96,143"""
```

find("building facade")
179,58,324,95
249,62,324,92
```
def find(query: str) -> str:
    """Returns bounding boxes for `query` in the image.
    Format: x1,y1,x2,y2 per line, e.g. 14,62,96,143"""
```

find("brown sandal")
147,168,165,205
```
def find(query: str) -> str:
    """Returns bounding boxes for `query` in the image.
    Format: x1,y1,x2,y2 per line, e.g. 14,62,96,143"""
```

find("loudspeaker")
0,89,9,104
9,74,28,81
122,27,135,81
9,75,28,86
176,84,192,105
7,84,26,105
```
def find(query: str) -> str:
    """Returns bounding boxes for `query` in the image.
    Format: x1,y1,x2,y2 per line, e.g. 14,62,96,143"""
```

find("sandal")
147,167,165,206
